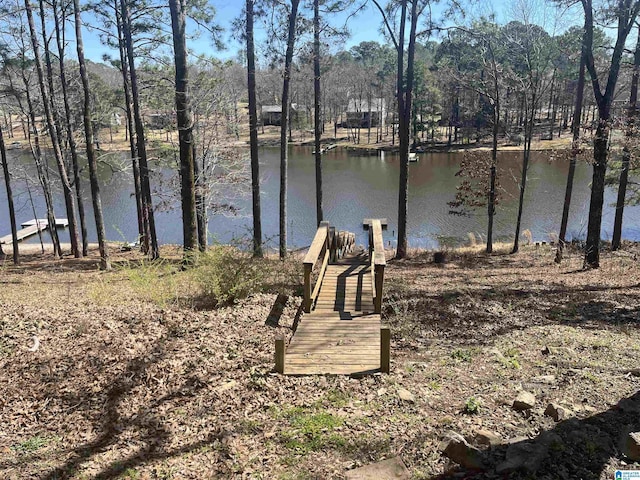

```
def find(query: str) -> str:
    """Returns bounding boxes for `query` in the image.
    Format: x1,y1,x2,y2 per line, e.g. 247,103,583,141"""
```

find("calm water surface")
2,145,639,249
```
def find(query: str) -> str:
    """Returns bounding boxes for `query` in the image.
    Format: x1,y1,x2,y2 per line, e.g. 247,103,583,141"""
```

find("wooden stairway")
276,220,389,376
285,253,381,375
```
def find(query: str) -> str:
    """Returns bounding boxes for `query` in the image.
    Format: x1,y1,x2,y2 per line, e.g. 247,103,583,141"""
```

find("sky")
80,0,585,65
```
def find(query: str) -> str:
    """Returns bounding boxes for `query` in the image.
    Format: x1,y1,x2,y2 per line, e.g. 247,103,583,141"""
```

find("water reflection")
2,146,638,249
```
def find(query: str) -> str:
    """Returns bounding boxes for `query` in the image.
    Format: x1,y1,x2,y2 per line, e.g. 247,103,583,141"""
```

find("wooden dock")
0,218,69,244
312,144,337,155
276,219,389,376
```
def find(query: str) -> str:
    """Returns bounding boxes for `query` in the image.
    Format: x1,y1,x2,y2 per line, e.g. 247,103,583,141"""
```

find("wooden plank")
21,218,68,227
286,365,379,375
286,358,380,365
299,320,378,326
310,248,330,304
381,326,390,373
303,225,328,265
294,327,381,334
287,354,379,360
292,334,380,340
372,220,386,266
289,341,373,348
286,348,379,355
362,218,388,230
275,336,285,374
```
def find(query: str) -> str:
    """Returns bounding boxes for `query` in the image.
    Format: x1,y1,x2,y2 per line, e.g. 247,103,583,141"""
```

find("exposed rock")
544,403,570,422
397,388,415,403
621,432,640,461
513,391,536,411
496,432,560,474
345,456,410,480
475,429,502,447
441,431,486,470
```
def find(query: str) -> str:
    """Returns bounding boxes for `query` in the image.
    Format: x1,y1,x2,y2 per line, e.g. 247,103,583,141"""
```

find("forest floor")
0,242,639,479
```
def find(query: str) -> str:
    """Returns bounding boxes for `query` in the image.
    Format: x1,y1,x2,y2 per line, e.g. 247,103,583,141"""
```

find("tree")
246,0,263,257
169,0,197,253
555,23,588,263
503,19,555,253
52,0,89,256
438,21,505,253
372,0,419,259
72,0,111,269
612,25,640,250
24,0,81,257
120,0,159,259
0,124,19,264
313,0,323,226
581,0,640,267
275,0,300,259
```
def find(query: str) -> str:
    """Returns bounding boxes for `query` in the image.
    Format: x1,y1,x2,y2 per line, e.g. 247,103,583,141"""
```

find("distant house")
345,98,386,128
144,111,175,129
261,105,282,126
260,104,301,126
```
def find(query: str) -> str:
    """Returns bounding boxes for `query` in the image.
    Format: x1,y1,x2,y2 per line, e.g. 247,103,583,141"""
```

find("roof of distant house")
261,105,282,113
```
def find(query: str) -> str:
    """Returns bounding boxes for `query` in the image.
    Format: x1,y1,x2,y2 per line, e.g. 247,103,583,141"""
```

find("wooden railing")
363,218,387,314
303,221,331,313
302,222,356,313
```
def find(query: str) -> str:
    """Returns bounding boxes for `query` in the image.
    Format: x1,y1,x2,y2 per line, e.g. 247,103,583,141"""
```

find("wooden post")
380,326,390,373
303,263,312,313
329,226,336,262
275,335,285,374
374,264,385,313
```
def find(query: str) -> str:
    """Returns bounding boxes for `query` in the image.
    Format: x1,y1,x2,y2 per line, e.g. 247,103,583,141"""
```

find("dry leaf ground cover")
0,243,638,479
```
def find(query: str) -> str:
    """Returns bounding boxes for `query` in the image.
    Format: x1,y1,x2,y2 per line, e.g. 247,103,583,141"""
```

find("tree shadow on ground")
433,390,640,479
3,336,222,480
384,279,640,346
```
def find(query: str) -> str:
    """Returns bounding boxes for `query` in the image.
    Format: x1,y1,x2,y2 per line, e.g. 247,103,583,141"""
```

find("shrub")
193,245,265,305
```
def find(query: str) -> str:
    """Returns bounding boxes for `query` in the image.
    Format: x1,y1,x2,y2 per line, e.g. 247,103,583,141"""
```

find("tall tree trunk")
169,0,197,253
121,0,159,259
394,0,408,258
313,0,323,227
512,100,534,254
193,142,206,251
246,0,262,257
53,0,88,256
115,0,144,247
23,76,61,257
0,125,19,264
612,27,640,251
73,0,110,269
487,42,500,254
556,41,586,263
38,0,64,147
279,0,300,259
581,0,637,268
25,0,80,258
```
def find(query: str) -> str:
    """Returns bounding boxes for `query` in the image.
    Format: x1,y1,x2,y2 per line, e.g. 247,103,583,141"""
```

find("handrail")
303,222,331,313
363,218,387,313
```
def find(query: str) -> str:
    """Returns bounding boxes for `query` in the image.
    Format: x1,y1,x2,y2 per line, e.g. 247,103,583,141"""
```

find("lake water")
2,145,639,250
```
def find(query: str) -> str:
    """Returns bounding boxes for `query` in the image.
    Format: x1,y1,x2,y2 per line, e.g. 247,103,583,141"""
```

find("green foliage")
193,245,265,305
121,258,181,307
464,396,481,414
451,348,473,363
500,347,521,369
13,436,48,453
279,409,345,455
